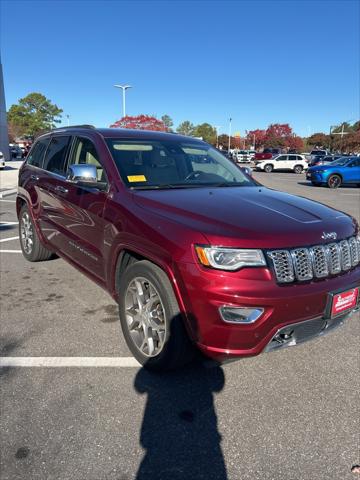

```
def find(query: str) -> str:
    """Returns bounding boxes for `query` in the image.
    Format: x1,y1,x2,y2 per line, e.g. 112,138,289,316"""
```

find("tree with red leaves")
246,129,266,148
110,115,168,132
286,136,304,152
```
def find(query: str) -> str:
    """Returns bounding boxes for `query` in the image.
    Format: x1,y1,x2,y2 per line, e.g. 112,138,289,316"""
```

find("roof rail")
52,124,95,130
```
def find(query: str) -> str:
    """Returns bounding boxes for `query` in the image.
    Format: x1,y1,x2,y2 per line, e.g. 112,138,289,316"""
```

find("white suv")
0,151,5,169
255,154,308,174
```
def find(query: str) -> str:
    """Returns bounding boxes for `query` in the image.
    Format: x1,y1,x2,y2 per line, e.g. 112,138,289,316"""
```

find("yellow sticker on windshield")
127,175,147,182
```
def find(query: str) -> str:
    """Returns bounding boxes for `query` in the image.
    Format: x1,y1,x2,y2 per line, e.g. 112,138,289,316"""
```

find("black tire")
118,260,194,371
294,165,303,174
19,205,53,262
327,174,341,189
264,164,273,173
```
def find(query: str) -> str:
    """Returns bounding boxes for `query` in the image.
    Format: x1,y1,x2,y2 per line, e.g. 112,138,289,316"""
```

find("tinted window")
69,137,107,182
43,136,71,175
289,155,297,161
27,138,50,168
277,155,287,161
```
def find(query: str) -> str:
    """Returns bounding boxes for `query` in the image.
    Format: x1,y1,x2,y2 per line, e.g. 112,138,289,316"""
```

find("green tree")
176,120,195,136
307,132,330,148
192,123,216,144
161,114,173,131
7,92,63,137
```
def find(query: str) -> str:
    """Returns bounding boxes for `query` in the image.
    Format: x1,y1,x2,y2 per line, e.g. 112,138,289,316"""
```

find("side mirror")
66,164,107,190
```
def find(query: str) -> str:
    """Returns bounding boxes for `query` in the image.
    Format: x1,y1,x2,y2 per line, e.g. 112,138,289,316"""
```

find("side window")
69,137,107,182
277,155,287,161
296,155,303,161
43,136,71,175
27,138,50,168
289,155,297,161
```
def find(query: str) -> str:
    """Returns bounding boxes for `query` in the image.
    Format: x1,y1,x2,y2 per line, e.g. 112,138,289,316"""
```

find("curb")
0,188,17,198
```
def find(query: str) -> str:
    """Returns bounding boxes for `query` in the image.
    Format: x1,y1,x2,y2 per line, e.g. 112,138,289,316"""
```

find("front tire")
118,260,194,371
264,164,273,173
19,205,53,262
327,174,341,189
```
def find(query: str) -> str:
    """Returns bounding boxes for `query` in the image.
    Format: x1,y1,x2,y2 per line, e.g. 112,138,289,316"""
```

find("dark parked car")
309,155,343,167
306,156,360,188
254,148,281,162
17,126,360,370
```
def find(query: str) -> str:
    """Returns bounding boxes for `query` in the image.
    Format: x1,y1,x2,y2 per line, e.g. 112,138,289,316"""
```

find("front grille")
268,236,360,283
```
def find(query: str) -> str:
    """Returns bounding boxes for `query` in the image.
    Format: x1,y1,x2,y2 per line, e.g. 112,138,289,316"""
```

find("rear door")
44,136,109,281
36,134,72,249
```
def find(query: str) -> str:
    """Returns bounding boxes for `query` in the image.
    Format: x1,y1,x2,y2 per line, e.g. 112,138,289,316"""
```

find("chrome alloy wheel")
20,212,33,254
124,277,166,357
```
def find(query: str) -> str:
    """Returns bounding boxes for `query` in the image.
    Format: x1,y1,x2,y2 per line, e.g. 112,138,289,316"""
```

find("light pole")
114,84,132,118
228,118,232,152
66,114,70,126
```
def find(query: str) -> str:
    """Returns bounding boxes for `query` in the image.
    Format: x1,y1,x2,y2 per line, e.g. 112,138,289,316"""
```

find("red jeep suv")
17,126,360,370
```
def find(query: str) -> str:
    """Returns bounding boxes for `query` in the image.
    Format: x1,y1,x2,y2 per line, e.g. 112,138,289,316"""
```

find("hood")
133,186,356,249
308,164,334,172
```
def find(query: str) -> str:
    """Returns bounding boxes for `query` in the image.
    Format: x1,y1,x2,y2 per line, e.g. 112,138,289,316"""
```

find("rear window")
27,138,50,168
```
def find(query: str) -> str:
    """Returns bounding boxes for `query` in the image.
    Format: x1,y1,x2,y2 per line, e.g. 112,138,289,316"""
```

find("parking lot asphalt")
0,172,359,480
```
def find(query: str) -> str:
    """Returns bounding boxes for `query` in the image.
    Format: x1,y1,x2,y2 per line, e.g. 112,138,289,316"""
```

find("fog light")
219,307,264,324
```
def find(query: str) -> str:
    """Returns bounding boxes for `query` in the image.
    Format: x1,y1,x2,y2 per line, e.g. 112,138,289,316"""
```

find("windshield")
106,139,256,189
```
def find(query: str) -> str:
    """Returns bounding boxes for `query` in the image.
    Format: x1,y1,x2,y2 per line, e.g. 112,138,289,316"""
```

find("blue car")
306,156,360,188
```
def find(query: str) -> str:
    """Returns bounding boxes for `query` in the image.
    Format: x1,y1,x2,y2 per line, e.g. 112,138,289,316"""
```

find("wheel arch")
111,247,196,341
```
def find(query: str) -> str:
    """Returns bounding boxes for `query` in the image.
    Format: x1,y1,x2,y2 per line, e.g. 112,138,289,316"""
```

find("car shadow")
134,361,227,480
1,165,20,171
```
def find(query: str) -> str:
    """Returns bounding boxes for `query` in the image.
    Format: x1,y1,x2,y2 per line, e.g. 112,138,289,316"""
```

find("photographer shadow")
134,362,227,480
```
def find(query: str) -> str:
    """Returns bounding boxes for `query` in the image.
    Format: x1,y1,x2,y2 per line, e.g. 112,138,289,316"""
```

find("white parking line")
0,236,19,243
0,357,141,368
0,250,22,253
0,221,18,225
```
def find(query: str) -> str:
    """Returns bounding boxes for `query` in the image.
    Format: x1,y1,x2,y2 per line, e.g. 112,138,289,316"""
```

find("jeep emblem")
321,231,337,240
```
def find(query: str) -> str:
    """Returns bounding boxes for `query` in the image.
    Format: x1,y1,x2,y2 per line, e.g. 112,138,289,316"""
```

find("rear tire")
118,260,194,371
19,205,53,262
294,165,303,174
327,174,341,189
264,164,273,173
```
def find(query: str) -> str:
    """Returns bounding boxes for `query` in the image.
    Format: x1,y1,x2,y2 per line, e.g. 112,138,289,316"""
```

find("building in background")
0,61,10,161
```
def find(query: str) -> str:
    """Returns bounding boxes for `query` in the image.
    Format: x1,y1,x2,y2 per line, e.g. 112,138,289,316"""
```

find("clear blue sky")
1,0,359,136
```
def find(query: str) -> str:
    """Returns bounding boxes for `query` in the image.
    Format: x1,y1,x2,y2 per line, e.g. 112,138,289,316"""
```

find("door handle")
31,174,39,181
55,185,69,194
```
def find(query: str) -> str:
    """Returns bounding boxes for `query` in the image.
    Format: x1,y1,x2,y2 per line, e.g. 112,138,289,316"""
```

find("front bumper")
264,307,358,352
176,261,360,361
306,172,326,182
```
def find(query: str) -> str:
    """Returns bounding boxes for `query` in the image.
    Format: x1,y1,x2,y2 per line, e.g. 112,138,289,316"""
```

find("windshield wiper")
208,182,249,188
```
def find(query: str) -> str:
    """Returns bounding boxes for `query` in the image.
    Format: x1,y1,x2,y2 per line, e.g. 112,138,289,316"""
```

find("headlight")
195,246,266,271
